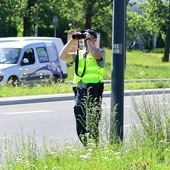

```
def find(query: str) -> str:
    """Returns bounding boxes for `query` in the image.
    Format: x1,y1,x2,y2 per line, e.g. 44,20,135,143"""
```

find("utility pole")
53,16,58,37
110,0,126,143
35,5,39,37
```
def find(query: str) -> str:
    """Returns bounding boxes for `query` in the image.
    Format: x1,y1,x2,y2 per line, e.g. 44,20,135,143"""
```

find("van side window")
21,49,35,66
37,47,49,63
1,48,20,64
46,45,58,61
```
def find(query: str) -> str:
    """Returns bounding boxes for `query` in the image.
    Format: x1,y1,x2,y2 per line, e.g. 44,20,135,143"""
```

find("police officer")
60,29,105,145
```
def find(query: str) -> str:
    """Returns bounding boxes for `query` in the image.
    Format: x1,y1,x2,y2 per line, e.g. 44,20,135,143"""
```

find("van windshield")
0,48,20,64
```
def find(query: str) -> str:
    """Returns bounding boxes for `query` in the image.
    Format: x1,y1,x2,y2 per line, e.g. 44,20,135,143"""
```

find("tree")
141,0,170,61
0,0,114,47
0,0,18,37
11,0,64,37
0,0,141,48
57,0,113,47
23,0,37,36
83,0,113,47
12,0,37,36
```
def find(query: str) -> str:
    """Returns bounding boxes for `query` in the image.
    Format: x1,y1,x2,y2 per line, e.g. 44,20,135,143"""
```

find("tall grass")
1,93,170,169
128,92,170,168
130,92,170,150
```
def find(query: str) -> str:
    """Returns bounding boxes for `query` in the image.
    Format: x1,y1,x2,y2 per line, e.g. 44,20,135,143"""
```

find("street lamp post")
53,16,58,37
35,6,39,37
110,0,126,143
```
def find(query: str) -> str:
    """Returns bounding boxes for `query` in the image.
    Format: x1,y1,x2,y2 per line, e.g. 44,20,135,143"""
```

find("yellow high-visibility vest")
73,50,104,84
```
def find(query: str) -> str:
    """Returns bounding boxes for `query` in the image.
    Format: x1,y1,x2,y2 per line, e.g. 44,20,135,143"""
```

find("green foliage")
0,0,18,37
0,0,113,46
126,8,143,41
142,0,170,33
0,0,169,51
141,0,170,61
127,0,170,52
155,48,164,53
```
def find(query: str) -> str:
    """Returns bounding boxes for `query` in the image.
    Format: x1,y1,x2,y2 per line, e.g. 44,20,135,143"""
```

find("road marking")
124,124,132,127
102,105,131,109
124,105,131,108
124,124,139,127
1,110,53,115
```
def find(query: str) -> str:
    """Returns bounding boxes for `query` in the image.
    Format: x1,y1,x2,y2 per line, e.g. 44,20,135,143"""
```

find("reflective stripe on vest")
73,50,104,83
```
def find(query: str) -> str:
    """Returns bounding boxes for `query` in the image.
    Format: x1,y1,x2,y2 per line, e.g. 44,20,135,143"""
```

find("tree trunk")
23,17,32,36
84,0,95,29
23,0,37,36
162,28,170,62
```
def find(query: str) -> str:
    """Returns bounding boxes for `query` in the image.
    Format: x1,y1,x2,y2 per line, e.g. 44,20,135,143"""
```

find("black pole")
110,0,126,143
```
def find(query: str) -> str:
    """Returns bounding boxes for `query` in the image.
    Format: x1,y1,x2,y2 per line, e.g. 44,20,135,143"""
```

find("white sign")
113,44,122,54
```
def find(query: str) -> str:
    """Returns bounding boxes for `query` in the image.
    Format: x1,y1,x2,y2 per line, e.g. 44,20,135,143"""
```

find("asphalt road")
0,88,170,146
0,96,130,145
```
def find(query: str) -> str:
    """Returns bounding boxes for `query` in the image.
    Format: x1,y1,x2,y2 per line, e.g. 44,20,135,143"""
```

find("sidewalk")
0,88,170,106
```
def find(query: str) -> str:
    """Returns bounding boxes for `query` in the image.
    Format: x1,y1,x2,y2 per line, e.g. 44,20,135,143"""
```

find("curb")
0,88,170,106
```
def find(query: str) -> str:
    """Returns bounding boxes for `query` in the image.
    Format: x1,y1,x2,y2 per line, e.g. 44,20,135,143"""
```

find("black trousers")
73,82,104,145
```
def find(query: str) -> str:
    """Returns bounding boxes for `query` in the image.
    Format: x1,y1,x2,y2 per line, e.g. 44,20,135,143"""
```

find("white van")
0,40,65,85
0,37,67,79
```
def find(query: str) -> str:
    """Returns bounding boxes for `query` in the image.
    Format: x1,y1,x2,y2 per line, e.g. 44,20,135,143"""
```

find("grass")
0,83,74,97
0,49,170,97
105,49,170,79
1,93,170,169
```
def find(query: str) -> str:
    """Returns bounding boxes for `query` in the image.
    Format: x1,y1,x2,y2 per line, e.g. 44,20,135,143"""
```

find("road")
0,89,169,146
0,95,134,145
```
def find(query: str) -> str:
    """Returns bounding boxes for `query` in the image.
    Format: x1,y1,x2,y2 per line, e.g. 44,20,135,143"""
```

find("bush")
155,48,164,53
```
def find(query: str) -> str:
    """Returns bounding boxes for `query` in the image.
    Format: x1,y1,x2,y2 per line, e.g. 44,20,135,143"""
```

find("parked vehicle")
0,40,65,86
0,37,67,79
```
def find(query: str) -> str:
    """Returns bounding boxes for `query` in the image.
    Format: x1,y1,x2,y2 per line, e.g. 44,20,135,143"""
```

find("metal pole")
53,16,58,37
54,26,56,37
153,34,157,53
35,6,39,37
110,0,126,143
35,24,38,37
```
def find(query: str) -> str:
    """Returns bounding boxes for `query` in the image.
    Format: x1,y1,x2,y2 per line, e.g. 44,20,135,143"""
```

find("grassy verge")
1,80,170,97
0,83,74,97
0,49,170,97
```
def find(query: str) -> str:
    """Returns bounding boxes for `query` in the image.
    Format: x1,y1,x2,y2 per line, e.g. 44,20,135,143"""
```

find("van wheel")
7,76,19,86
52,75,61,83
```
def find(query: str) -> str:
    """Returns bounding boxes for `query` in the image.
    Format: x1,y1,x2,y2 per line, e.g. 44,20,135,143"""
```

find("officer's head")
85,29,97,39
